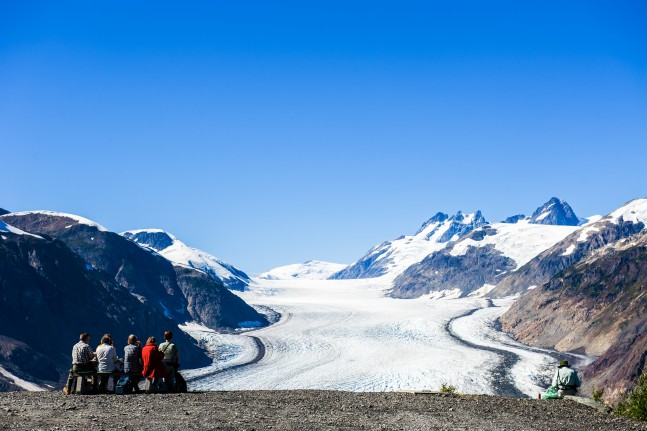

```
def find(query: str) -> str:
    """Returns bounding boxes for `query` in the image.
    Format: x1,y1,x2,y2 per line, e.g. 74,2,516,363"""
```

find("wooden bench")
71,370,97,394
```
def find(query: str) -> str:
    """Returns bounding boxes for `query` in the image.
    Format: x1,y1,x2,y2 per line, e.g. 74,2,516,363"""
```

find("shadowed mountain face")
500,231,647,403
0,208,9,216
1,212,266,328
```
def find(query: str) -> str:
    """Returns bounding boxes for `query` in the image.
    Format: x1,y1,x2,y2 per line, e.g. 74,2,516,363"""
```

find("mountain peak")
0,208,10,216
529,197,579,226
415,212,449,235
121,229,176,252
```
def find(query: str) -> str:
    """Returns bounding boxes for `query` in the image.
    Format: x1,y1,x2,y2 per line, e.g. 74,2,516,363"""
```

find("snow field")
186,278,553,395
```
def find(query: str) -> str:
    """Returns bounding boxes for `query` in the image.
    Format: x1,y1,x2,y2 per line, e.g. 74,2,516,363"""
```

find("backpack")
115,375,132,395
175,372,188,393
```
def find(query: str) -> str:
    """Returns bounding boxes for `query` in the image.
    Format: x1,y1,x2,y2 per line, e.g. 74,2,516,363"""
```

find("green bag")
543,386,560,399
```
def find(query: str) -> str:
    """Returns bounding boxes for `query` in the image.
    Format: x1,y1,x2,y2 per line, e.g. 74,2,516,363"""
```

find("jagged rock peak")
122,229,176,252
529,197,579,226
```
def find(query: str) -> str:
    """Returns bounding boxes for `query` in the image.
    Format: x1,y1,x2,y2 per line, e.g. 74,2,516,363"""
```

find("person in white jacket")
96,334,122,393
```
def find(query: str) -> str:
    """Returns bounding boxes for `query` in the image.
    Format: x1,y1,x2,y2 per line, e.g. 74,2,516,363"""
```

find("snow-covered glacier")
184,277,591,396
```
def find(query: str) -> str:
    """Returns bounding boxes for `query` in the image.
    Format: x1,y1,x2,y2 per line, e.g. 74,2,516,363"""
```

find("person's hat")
559,360,570,368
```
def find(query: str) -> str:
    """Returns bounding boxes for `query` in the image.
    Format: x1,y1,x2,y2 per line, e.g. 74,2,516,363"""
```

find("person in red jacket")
141,336,167,392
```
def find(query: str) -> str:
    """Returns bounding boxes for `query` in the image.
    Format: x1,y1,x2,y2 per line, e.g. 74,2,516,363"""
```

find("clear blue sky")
1,1,646,273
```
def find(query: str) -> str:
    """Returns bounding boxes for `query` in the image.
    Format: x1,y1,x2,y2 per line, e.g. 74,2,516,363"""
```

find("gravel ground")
1,391,646,431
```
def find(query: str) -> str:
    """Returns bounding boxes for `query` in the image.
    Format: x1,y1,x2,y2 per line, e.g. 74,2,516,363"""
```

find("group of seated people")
64,330,180,394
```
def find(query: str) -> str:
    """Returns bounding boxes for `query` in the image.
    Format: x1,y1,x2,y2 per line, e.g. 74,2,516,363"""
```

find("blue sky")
1,1,646,273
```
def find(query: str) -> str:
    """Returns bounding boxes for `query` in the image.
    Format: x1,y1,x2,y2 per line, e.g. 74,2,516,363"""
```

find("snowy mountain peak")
121,229,177,252
529,197,579,226
258,261,347,280
331,210,488,281
415,212,449,235
121,229,251,291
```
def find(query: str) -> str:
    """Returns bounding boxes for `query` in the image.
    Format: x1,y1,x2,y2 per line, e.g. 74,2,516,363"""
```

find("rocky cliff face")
500,231,647,402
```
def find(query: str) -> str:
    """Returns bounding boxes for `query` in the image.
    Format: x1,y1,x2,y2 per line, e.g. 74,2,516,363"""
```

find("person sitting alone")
159,330,180,392
552,360,581,398
124,334,144,393
64,333,97,394
96,334,122,393
142,336,167,392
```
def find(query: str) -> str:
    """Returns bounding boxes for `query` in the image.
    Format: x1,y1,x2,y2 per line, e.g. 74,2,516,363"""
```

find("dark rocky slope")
1,212,266,329
390,241,516,298
500,231,647,403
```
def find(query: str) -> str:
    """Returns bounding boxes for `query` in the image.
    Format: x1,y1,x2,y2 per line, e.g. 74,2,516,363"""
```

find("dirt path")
2,390,645,431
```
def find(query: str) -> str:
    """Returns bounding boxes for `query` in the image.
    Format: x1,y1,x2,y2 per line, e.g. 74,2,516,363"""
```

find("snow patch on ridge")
0,365,45,391
0,221,44,239
608,198,647,225
561,244,576,256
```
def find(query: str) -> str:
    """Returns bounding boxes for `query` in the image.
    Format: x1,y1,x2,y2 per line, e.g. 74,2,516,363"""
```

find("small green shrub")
616,372,647,421
592,387,604,403
440,383,457,394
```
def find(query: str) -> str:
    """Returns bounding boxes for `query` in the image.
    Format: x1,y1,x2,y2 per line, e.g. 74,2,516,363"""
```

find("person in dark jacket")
141,336,167,392
124,334,143,393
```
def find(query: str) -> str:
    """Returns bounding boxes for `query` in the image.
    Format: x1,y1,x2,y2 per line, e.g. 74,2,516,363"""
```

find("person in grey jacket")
552,360,581,397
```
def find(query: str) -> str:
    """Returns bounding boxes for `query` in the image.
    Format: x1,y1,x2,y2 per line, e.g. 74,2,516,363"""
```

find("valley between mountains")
1,197,646,405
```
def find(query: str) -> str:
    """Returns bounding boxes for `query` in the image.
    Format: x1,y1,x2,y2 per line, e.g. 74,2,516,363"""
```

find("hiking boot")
63,387,69,395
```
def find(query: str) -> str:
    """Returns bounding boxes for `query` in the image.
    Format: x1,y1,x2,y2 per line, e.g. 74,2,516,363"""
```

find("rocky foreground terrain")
1,391,646,431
